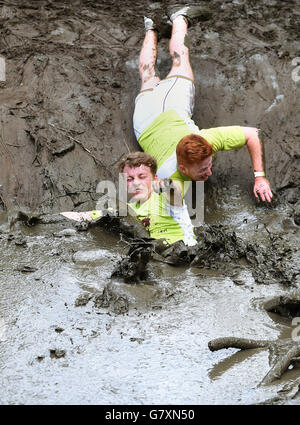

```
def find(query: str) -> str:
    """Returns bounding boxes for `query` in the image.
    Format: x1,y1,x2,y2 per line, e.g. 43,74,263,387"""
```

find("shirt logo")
141,217,150,228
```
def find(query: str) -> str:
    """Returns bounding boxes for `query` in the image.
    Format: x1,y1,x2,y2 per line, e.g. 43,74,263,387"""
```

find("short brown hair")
116,152,157,176
176,134,213,165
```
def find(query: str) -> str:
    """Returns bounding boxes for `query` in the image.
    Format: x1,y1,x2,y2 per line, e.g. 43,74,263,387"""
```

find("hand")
152,178,173,194
253,177,273,203
152,178,183,206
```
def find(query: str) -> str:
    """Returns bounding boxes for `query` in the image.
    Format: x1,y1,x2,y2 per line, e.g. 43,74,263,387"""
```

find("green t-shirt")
128,191,196,246
91,191,196,246
137,109,246,192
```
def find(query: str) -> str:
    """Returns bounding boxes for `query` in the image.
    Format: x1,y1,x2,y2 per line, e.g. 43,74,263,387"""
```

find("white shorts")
133,76,195,140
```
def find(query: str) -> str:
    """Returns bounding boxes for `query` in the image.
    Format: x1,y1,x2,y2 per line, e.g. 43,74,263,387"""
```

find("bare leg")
138,29,161,92
166,16,194,81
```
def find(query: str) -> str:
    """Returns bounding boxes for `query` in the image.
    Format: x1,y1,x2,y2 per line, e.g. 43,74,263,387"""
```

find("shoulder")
199,126,247,151
241,127,259,141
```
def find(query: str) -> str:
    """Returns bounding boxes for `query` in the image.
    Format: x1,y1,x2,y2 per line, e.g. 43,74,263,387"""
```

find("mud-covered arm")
243,127,273,203
60,210,103,222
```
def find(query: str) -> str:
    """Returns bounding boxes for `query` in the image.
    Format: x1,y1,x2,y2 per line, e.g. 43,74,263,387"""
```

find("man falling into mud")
116,152,196,246
61,151,197,247
133,5,273,203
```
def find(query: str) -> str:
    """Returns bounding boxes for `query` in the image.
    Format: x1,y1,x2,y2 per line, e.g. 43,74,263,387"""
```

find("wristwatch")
254,171,265,178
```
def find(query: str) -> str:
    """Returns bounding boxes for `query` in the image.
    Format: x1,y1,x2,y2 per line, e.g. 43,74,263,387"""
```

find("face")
179,156,213,181
123,164,155,202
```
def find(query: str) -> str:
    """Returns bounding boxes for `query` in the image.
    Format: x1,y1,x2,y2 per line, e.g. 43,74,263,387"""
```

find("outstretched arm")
242,127,273,203
60,211,102,222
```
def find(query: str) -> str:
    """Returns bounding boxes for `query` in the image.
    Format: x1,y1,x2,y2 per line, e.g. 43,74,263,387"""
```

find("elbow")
243,127,260,145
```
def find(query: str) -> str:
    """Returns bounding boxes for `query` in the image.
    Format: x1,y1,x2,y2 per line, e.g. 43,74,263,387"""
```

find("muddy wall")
0,0,299,212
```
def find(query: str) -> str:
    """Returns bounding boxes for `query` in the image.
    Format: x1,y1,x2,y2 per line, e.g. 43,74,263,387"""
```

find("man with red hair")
133,5,272,203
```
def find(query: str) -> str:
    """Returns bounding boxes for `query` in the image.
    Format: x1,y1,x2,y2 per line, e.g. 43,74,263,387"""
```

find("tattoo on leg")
140,61,159,84
184,34,190,49
172,51,181,67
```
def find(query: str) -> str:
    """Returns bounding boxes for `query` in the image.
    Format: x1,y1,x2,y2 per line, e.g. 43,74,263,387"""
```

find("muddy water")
0,187,299,405
0,0,299,405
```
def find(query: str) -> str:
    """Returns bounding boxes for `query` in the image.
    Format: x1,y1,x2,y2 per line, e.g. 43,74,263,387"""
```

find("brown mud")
0,0,300,405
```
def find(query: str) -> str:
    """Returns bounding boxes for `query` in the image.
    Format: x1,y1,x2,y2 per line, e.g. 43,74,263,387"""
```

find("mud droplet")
50,349,66,359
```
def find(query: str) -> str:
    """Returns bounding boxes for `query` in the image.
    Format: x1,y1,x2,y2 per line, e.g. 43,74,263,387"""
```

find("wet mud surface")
1,186,299,405
0,0,300,405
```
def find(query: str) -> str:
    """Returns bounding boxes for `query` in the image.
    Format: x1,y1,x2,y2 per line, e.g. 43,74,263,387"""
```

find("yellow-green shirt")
138,109,246,193
129,191,196,246
91,191,196,246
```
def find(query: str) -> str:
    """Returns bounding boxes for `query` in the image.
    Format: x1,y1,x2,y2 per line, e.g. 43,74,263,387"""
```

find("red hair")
176,134,213,165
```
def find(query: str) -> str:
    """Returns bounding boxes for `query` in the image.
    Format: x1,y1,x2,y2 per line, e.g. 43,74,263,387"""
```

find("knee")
171,51,181,67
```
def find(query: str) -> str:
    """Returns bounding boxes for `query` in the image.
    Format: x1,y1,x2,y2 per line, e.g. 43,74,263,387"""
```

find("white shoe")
168,4,212,26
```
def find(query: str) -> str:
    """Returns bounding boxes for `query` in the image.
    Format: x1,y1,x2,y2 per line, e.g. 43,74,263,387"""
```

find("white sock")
170,7,189,22
144,16,155,31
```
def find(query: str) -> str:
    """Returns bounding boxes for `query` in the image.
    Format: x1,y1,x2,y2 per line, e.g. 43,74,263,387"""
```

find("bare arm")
60,211,96,222
242,127,273,203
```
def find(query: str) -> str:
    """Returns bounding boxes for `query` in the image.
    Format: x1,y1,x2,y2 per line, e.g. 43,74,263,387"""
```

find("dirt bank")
0,0,299,212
